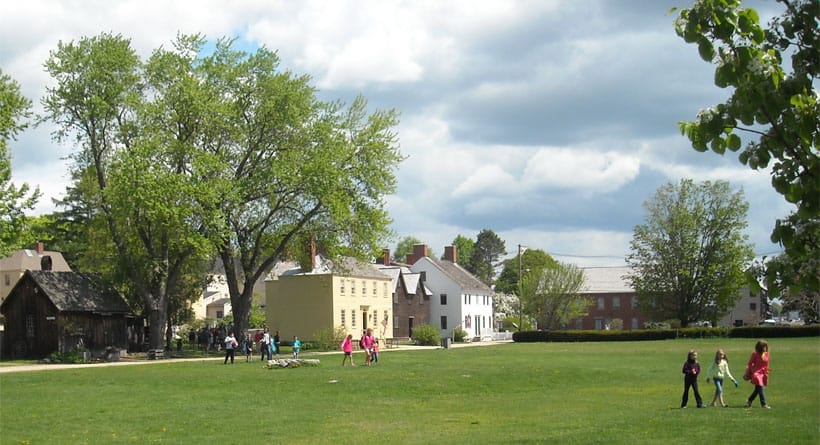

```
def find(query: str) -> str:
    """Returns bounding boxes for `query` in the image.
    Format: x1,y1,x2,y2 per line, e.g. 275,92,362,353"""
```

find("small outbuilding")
0,270,135,359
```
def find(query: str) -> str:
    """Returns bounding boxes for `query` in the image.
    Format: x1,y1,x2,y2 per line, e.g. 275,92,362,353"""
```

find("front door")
408,317,414,338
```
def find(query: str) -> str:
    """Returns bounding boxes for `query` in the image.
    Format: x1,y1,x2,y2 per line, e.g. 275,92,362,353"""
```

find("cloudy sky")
1,0,791,266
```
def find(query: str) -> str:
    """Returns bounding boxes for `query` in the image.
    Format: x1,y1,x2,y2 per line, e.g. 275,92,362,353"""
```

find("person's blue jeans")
713,378,724,396
748,385,767,406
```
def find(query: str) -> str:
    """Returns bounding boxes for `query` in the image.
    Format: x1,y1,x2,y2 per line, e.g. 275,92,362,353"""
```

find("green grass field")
1,338,818,444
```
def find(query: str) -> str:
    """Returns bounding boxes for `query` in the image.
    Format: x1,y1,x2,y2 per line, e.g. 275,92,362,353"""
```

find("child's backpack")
359,337,365,349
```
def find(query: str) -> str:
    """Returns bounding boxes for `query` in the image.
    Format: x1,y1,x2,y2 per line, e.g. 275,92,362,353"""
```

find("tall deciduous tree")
449,234,474,266
192,38,402,337
42,33,219,349
675,0,819,295
625,179,754,326
468,229,506,285
519,262,589,330
0,69,40,256
495,248,558,295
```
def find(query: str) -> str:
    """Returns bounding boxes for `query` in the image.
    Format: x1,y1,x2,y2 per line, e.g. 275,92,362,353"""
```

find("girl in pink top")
361,328,376,366
341,334,355,367
745,339,771,408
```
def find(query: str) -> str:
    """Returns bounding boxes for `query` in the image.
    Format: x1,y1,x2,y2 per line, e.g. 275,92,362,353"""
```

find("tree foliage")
495,248,559,295
394,236,423,263
468,229,506,285
0,69,40,256
625,179,755,327
42,32,403,346
449,234,474,266
675,0,819,295
519,262,589,330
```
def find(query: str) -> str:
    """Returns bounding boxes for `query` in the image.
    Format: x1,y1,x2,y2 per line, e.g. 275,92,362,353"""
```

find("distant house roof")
581,267,634,293
207,298,231,308
0,248,71,272
1,270,131,314
420,257,492,294
278,256,390,280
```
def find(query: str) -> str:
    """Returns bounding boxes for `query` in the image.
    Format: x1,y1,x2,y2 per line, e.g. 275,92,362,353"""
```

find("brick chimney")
376,248,391,265
406,244,428,265
35,241,44,254
444,245,458,263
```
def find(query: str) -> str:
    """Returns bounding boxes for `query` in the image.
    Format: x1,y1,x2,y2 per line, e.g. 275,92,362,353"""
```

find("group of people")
341,328,380,367
218,326,305,365
681,339,771,409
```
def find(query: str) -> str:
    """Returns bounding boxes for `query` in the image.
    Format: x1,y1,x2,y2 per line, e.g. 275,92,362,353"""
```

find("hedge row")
512,325,820,343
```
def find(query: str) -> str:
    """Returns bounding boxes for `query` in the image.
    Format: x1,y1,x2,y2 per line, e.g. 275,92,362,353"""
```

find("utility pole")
518,244,523,332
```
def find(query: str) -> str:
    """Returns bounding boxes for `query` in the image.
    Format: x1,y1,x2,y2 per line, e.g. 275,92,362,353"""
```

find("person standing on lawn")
705,349,738,407
341,334,355,367
223,331,238,364
273,330,281,356
681,349,704,408
242,332,254,362
745,339,771,409
292,336,302,359
260,327,272,362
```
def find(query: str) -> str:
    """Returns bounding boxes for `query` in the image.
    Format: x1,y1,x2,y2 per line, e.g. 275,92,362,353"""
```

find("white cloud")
523,148,641,193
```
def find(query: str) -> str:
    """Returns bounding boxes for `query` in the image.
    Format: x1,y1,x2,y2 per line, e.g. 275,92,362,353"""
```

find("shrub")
311,326,347,351
411,324,440,346
452,328,468,342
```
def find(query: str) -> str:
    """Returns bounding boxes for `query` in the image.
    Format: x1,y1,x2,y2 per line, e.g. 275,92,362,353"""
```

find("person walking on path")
681,349,704,408
745,339,771,409
341,334,356,367
223,331,238,364
361,328,376,367
292,336,302,359
705,349,738,407
273,330,281,356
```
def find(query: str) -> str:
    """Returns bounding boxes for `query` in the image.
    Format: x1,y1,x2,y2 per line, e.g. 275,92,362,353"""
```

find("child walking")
243,332,254,362
745,339,771,409
681,350,704,408
292,335,302,359
705,349,738,407
341,334,355,367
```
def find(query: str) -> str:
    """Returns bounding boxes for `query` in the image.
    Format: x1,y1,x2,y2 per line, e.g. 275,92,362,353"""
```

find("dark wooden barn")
0,270,136,359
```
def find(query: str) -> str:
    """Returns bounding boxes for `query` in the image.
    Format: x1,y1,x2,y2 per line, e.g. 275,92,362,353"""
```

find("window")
383,282,388,297
750,302,757,310
4,274,9,286
631,318,639,329
383,310,389,326
26,314,35,338
352,310,357,327
341,310,346,327
363,282,367,296
352,280,356,294
631,296,638,309
597,297,605,310
340,281,345,294
373,282,377,295
594,318,604,330
612,296,620,309
373,310,378,324
575,319,584,330
440,316,448,330
440,294,447,305
216,310,224,319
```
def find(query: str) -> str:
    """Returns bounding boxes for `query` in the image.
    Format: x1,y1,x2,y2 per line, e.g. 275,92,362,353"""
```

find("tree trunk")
147,305,168,350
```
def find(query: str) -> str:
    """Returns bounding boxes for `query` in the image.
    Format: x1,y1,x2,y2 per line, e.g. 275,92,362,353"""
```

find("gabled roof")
581,267,634,293
418,257,492,294
278,256,390,280
401,272,423,296
0,249,71,272
2,270,131,314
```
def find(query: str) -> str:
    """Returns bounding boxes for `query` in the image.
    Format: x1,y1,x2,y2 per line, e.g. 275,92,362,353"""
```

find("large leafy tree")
675,0,819,295
394,236,424,263
195,38,402,337
0,69,40,256
625,179,754,326
42,33,220,349
495,248,558,295
468,229,506,285
519,262,589,330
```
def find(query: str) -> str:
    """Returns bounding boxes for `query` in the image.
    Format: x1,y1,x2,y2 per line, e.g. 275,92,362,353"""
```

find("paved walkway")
0,339,512,374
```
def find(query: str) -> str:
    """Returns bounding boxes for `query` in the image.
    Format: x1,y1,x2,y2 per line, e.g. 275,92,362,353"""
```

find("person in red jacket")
745,339,771,409
681,350,704,408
